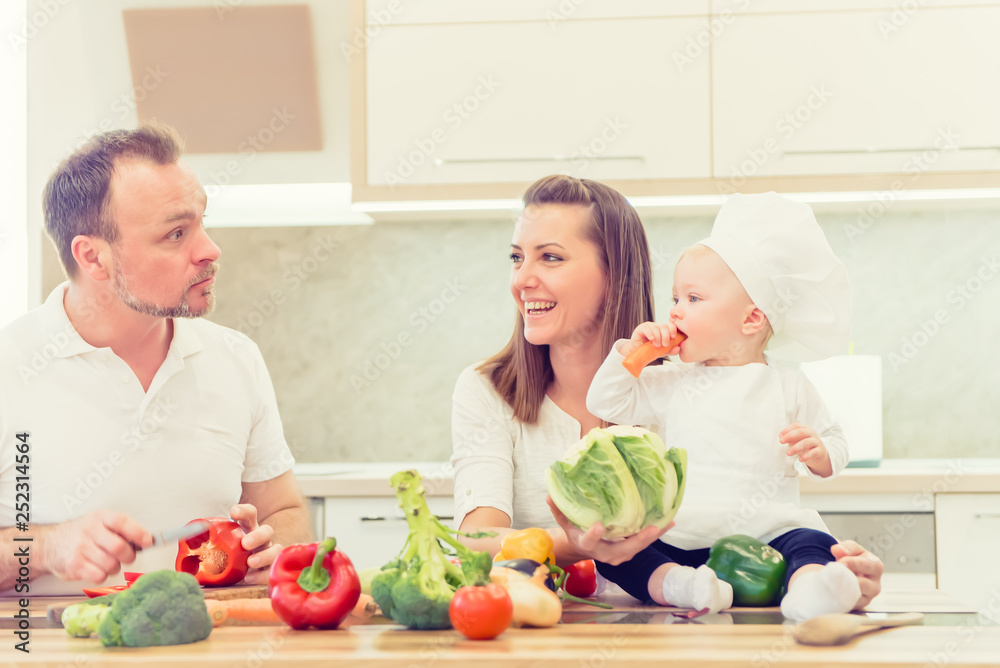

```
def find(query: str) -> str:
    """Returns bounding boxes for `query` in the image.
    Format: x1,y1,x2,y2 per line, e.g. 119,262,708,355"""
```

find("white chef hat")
695,192,851,362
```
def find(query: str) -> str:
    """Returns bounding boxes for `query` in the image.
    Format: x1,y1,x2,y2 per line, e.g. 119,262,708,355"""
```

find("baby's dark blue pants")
596,528,838,603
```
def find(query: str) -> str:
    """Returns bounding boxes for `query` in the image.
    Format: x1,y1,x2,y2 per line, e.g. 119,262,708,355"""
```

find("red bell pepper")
268,537,361,630
82,571,144,597
175,517,251,587
563,560,598,598
82,585,129,598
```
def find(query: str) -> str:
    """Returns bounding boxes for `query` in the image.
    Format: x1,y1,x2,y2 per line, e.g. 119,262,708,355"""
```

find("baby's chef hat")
696,192,851,362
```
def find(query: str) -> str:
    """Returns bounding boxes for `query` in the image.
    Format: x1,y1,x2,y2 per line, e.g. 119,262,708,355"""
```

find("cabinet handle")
973,512,1000,519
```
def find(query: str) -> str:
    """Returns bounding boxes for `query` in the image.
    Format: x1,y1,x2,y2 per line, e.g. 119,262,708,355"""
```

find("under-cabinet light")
353,188,1000,215
205,183,374,227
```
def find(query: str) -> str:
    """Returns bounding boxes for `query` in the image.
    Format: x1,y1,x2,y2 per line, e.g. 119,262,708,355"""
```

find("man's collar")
169,316,205,359
42,281,206,360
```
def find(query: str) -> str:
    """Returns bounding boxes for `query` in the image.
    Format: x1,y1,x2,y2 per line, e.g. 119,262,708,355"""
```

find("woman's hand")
831,540,884,608
547,496,671,566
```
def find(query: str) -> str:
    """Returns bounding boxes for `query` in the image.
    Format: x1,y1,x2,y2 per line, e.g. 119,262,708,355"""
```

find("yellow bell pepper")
498,528,556,566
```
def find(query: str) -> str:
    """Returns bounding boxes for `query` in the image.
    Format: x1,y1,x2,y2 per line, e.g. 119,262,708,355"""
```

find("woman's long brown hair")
478,175,656,423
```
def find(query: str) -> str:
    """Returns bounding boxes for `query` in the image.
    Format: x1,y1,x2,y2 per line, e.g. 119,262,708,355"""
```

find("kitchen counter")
5,590,998,667
293,459,1000,497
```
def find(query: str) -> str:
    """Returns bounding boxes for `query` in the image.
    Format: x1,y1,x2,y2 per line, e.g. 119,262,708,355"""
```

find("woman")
450,175,884,603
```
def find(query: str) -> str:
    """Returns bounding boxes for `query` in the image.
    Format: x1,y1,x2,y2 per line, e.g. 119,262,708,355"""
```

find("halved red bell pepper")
175,517,251,587
268,537,361,630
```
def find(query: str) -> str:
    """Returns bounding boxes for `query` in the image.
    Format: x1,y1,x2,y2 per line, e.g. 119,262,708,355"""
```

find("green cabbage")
545,426,686,540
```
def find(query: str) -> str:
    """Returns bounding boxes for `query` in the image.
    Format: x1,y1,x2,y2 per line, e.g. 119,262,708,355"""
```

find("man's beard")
112,260,218,319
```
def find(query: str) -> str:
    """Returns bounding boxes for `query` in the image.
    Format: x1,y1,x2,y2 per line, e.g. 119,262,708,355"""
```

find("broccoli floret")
97,570,212,647
370,470,494,630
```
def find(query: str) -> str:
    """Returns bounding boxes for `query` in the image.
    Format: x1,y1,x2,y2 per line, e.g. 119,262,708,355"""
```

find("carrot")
622,334,687,377
204,598,283,627
351,593,380,619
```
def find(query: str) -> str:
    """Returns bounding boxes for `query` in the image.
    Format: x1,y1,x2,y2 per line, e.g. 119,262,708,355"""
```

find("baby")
587,192,860,621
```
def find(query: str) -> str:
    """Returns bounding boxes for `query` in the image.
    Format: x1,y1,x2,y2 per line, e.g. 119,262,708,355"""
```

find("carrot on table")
204,598,283,627
351,593,380,619
622,334,686,377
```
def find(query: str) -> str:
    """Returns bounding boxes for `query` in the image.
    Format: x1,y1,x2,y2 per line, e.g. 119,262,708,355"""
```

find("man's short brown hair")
42,122,183,277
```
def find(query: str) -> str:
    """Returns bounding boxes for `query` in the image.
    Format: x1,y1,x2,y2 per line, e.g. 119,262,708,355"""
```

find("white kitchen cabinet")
935,493,1000,621
365,1,709,26
712,7,1000,183
322,495,455,571
364,17,711,188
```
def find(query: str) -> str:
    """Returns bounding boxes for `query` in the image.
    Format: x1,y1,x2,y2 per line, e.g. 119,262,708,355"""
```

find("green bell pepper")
705,534,787,607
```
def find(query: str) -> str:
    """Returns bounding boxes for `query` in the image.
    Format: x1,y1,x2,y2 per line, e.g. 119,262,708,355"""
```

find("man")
0,123,312,595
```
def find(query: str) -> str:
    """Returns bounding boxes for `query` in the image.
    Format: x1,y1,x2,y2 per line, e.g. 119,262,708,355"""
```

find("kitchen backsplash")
41,207,1000,463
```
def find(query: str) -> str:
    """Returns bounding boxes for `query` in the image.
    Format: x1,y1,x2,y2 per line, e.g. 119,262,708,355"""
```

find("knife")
135,520,212,551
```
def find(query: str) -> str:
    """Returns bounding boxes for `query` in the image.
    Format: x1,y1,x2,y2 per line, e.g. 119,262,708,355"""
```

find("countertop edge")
295,460,1000,498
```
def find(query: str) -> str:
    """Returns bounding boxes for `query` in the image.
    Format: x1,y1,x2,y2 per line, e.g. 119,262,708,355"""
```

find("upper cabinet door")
712,6,1000,181
364,17,712,190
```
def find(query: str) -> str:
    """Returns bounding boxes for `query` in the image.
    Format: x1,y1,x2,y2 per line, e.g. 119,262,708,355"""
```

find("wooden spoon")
793,612,924,646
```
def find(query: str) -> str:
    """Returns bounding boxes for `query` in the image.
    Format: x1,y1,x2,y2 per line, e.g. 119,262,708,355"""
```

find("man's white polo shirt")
0,283,295,594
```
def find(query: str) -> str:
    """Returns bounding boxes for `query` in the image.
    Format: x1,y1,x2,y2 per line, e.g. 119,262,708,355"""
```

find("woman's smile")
524,300,557,316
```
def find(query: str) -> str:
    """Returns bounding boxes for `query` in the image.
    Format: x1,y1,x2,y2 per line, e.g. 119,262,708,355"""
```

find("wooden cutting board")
45,585,268,626
202,585,269,600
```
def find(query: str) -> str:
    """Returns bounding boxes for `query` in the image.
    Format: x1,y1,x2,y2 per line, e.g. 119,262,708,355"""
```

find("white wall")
1,0,28,326
25,0,352,306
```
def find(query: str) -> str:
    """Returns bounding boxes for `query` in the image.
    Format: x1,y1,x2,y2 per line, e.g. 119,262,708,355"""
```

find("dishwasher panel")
819,512,935,574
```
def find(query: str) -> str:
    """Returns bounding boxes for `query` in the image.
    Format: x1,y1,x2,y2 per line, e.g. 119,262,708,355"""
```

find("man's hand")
547,495,671,566
832,540,884,608
780,422,833,477
40,510,152,583
230,504,281,585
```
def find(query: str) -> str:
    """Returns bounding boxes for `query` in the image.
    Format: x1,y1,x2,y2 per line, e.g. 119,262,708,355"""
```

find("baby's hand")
619,321,681,357
780,423,833,478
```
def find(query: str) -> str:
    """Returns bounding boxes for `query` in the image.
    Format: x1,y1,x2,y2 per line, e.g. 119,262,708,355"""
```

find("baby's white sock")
780,561,861,621
662,565,733,614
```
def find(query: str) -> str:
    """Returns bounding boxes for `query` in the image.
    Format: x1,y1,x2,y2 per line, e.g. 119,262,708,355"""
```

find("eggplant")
493,559,556,591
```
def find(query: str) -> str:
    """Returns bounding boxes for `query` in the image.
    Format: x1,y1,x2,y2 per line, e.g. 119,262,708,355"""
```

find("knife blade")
137,521,212,551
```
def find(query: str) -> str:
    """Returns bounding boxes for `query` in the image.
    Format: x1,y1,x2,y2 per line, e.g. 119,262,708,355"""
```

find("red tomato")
449,584,513,640
563,560,598,598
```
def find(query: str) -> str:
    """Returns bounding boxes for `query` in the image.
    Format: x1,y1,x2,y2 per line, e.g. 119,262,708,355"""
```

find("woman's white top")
451,364,583,531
